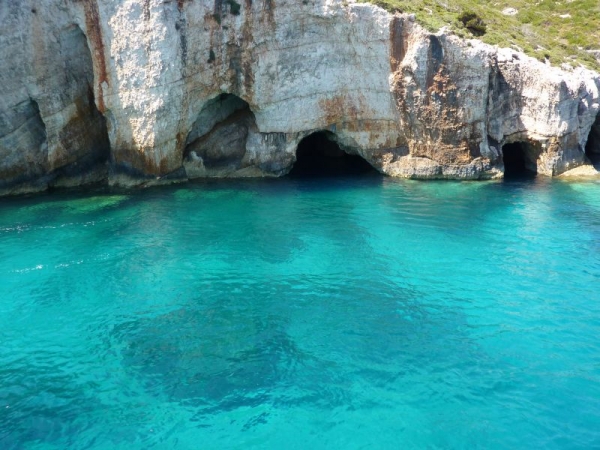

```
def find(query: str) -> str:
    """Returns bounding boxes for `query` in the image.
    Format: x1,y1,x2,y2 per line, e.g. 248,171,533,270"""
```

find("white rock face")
0,0,599,194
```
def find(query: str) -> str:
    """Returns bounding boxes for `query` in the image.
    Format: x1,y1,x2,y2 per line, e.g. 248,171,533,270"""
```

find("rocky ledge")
1,0,599,195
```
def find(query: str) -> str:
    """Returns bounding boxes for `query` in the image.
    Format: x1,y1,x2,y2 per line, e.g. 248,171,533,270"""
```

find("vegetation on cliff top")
362,0,600,70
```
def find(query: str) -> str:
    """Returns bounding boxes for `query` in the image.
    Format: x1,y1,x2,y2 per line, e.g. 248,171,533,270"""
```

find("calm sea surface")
1,176,599,449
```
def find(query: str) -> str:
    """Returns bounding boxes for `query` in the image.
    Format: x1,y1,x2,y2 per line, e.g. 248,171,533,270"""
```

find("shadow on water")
108,273,486,422
112,302,303,407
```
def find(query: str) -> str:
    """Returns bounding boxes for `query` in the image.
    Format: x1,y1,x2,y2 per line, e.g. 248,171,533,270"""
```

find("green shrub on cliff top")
360,0,600,70
226,0,241,15
457,11,486,36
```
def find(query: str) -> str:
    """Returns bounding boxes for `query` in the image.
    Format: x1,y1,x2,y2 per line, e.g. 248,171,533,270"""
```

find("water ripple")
0,178,599,448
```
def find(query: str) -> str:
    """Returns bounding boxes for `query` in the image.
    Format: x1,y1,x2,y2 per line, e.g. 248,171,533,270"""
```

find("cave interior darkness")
502,142,537,178
288,131,378,178
585,119,600,165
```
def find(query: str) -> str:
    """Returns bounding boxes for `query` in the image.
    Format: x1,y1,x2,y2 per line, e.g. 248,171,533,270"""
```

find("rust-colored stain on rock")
389,16,408,73
82,0,109,113
319,95,360,126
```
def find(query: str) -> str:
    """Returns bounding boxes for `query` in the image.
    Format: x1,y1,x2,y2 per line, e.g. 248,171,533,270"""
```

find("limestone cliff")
1,0,599,194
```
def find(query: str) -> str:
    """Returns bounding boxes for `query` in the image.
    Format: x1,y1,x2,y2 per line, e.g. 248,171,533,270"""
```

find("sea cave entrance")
502,142,537,178
585,116,600,166
183,93,255,176
288,131,377,178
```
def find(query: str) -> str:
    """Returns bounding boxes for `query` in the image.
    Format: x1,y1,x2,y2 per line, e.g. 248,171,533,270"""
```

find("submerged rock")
0,0,599,194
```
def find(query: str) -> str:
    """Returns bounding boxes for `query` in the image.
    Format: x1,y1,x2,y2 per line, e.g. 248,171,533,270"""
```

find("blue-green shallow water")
1,176,600,449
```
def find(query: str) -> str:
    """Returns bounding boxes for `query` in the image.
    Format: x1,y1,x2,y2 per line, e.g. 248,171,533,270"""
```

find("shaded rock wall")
0,2,109,194
586,115,600,162
0,0,599,194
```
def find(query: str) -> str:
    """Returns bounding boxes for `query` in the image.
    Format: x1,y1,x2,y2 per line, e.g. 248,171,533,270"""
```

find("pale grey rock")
559,165,600,178
0,0,599,195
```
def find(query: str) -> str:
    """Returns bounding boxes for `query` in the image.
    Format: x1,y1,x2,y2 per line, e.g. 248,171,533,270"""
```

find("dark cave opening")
288,131,378,178
502,142,537,178
585,117,600,166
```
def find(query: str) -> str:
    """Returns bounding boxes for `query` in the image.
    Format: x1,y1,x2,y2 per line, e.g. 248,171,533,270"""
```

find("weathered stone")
0,2,109,195
0,0,599,195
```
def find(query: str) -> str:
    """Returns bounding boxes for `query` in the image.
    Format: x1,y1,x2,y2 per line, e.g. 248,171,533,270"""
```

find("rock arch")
288,131,377,177
183,93,256,178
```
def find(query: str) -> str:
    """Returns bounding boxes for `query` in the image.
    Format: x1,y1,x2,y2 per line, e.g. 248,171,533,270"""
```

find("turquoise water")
1,176,600,449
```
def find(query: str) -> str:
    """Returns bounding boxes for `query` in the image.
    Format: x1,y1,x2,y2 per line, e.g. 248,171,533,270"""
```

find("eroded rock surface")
1,0,599,194
0,3,110,194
